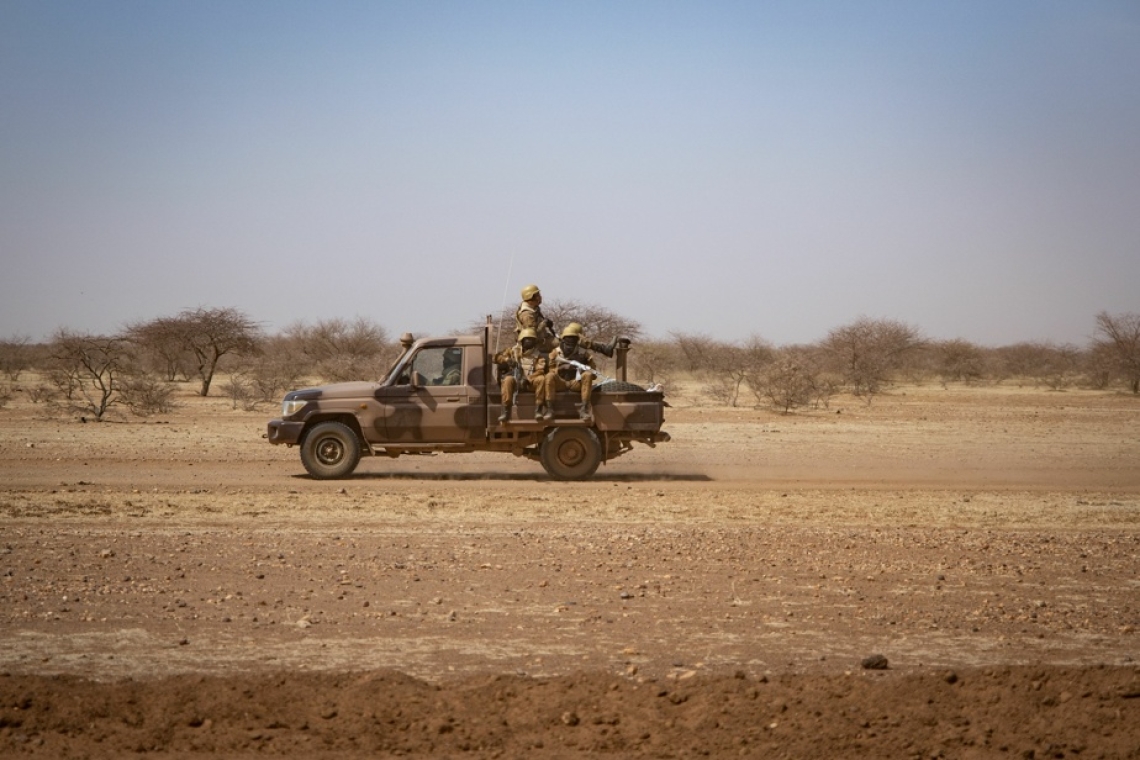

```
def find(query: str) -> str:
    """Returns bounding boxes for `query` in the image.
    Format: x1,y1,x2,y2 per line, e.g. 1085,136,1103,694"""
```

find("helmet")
444,347,461,361
560,322,583,339
520,284,541,301
518,328,538,341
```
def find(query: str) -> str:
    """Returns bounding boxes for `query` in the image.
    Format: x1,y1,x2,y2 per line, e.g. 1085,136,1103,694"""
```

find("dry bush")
26,383,57,404
993,341,1085,389
280,317,396,383
220,375,260,411
671,333,773,407
822,317,925,401
118,375,178,416
628,339,681,386
0,335,33,382
757,346,833,413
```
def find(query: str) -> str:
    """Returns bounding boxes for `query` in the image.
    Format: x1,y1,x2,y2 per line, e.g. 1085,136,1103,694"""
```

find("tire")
593,380,645,393
540,427,602,480
300,421,362,479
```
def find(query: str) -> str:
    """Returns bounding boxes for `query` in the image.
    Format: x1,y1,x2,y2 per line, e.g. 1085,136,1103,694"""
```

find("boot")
534,404,545,421
577,403,593,424
542,404,553,421
498,405,512,424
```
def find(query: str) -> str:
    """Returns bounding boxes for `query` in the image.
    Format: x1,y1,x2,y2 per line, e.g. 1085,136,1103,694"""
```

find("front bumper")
266,419,304,445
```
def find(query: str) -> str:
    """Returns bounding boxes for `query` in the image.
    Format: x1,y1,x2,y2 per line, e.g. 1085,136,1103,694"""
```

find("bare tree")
175,307,260,396
0,335,33,382
675,334,773,407
628,339,681,385
670,332,717,373
124,316,194,382
47,330,132,420
822,317,925,401
540,300,643,344
1093,311,1140,393
282,317,395,382
933,339,987,384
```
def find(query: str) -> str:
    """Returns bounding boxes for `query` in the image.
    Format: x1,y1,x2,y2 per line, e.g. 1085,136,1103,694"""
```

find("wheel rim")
315,436,344,466
555,438,586,468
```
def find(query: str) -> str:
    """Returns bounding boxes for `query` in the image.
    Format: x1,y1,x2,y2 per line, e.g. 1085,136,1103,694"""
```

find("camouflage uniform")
547,325,598,422
432,347,462,386
514,284,557,352
493,329,551,421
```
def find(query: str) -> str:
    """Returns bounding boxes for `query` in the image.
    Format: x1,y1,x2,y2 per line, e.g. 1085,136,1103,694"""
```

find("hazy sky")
3,1,1138,346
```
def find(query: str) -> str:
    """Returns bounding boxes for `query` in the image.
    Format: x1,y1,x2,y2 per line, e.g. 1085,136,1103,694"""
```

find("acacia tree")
1094,311,1140,393
822,317,924,400
178,307,261,396
124,316,193,381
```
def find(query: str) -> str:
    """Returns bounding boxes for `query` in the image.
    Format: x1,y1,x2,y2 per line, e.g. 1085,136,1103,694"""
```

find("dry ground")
1,380,1138,758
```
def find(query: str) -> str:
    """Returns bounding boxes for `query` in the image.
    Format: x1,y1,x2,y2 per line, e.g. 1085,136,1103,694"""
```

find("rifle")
556,356,613,384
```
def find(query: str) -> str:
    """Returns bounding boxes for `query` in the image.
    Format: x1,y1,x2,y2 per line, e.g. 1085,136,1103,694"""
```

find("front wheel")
540,427,602,480
300,421,361,479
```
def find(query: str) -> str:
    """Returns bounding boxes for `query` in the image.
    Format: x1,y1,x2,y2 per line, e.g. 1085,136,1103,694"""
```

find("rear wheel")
300,421,361,479
540,427,602,480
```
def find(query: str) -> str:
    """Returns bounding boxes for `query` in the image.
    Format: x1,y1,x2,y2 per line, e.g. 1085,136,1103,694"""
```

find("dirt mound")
3,666,1138,758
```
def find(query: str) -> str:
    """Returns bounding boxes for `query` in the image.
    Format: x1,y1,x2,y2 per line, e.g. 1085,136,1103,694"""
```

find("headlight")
281,398,308,418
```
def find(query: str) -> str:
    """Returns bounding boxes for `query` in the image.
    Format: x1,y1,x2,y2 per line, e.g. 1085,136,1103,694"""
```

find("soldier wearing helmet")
493,327,551,423
547,322,599,423
432,346,463,386
514,284,557,352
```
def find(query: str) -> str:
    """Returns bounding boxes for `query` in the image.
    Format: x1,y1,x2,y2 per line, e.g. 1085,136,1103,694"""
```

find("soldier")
493,328,551,423
547,323,599,423
433,346,463,386
515,284,557,352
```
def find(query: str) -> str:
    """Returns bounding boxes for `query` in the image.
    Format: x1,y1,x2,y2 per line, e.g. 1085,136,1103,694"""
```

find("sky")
2,1,1139,347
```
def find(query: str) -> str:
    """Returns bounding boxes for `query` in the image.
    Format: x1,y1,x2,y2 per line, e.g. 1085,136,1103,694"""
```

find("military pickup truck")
265,324,669,480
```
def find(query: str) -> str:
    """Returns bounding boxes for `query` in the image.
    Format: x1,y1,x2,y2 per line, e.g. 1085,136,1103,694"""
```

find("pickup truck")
265,324,669,480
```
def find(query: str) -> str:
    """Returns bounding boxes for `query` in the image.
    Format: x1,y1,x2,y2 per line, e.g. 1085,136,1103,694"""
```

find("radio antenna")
494,252,515,353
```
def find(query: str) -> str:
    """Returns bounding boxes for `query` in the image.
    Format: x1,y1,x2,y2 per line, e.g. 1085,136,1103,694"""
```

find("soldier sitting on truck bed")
516,284,619,358
493,328,551,423
547,322,601,424
515,284,557,353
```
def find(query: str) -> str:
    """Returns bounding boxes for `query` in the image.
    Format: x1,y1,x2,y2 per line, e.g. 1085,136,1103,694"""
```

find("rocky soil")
1,382,1138,758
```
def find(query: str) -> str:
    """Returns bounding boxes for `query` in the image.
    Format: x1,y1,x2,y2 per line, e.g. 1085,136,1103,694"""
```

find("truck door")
380,345,477,443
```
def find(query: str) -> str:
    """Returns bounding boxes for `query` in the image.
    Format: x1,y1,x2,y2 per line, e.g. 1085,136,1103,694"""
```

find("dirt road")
1,385,1138,757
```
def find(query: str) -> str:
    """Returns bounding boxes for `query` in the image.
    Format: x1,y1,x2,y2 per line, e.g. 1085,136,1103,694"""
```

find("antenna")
494,252,515,353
